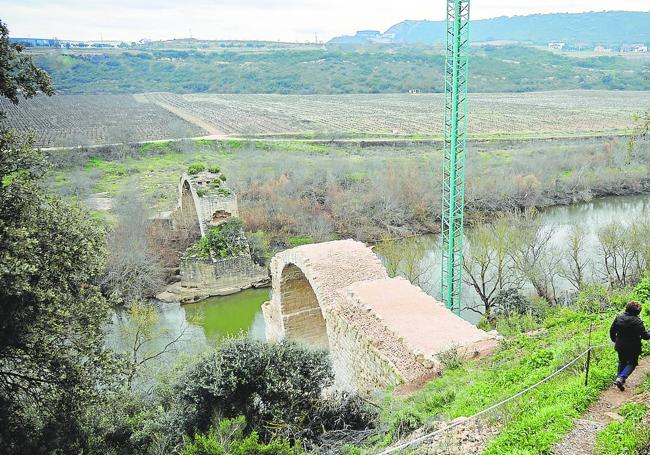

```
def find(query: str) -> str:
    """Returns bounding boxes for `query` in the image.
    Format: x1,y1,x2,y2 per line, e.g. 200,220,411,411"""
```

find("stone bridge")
262,240,498,393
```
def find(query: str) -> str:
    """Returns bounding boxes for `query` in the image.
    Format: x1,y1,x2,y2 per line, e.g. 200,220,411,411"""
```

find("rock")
604,412,625,422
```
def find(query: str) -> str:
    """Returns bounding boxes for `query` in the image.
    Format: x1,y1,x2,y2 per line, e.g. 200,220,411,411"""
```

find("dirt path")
142,94,227,137
553,357,650,455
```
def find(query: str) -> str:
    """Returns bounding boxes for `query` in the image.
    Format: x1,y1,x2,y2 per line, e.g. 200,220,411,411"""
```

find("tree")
462,216,521,318
377,236,434,291
508,211,561,304
118,301,187,388
0,20,53,110
559,223,590,291
0,131,118,453
102,187,166,304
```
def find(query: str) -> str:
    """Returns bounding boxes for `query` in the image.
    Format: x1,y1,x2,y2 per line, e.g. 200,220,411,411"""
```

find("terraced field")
0,94,206,147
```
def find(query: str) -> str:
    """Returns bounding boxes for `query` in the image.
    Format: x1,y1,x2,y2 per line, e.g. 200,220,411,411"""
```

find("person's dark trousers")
617,351,639,380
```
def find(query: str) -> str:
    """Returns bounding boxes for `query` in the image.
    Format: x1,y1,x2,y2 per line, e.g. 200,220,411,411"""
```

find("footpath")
553,357,650,455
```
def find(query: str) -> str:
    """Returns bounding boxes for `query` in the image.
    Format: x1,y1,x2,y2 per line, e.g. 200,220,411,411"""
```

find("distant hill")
32,45,650,95
330,11,650,46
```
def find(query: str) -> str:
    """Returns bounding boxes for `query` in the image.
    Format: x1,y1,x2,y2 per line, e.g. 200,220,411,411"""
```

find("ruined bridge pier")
262,240,498,393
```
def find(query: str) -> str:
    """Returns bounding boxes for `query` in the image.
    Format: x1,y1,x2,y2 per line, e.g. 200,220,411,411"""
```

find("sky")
1,0,649,42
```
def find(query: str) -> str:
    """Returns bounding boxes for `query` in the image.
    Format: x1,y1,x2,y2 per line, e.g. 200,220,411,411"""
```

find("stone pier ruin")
157,171,268,302
262,240,498,393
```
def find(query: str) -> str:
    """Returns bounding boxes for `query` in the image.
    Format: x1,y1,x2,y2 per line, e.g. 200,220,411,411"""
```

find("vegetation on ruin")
185,217,247,259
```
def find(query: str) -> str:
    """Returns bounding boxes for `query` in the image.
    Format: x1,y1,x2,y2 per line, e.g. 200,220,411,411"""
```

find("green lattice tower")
441,0,470,315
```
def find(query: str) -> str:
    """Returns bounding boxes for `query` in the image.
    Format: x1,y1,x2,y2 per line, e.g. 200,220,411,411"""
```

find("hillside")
331,11,650,46
32,45,650,95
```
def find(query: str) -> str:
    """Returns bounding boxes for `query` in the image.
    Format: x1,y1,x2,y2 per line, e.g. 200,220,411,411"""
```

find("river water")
107,194,650,360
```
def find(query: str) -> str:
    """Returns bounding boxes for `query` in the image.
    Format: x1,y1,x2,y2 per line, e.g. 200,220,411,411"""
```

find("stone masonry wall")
181,254,268,293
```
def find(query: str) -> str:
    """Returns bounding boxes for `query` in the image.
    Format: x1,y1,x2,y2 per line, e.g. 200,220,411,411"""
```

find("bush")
493,288,531,317
576,284,614,313
248,231,271,267
196,187,208,197
208,165,221,174
176,339,333,436
633,274,650,304
188,162,206,175
180,417,301,455
185,218,246,259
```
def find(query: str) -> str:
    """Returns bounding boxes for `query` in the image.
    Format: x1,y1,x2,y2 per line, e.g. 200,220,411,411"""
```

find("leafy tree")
0,20,53,109
0,131,118,453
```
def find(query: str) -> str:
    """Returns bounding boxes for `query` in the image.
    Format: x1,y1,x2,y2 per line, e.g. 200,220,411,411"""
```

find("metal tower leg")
441,0,470,315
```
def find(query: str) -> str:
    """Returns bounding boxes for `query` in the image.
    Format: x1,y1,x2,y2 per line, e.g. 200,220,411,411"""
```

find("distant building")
594,46,612,52
355,30,382,39
621,44,648,52
548,42,566,50
10,37,60,47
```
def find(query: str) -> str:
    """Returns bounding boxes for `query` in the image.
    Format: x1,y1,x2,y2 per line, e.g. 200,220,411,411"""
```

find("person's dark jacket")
610,311,650,355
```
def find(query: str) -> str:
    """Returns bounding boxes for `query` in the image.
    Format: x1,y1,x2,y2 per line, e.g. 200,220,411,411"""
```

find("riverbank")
49,133,649,248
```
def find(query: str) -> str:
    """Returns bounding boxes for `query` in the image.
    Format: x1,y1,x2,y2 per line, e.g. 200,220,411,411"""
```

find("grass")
595,403,650,455
371,284,650,454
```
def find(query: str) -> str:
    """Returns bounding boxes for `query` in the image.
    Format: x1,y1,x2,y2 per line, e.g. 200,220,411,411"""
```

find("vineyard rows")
2,91,648,147
166,90,649,137
0,94,206,147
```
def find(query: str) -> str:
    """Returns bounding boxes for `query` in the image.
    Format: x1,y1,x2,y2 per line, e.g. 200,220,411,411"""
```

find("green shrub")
287,236,313,247
633,274,650,304
175,339,376,447
576,284,614,313
493,288,531,317
181,417,301,455
185,218,246,259
188,163,206,175
176,339,332,435
208,165,221,174
196,187,208,197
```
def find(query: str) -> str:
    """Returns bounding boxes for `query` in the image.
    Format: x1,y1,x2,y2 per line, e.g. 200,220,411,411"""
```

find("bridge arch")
278,263,329,348
262,239,498,393
179,175,204,237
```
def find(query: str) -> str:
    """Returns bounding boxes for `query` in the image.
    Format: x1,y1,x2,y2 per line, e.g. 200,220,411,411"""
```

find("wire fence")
377,342,611,455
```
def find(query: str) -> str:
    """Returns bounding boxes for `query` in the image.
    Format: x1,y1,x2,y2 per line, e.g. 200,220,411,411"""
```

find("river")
107,194,650,363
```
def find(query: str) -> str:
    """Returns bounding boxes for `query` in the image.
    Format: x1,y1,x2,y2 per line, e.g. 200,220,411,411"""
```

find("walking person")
610,301,650,391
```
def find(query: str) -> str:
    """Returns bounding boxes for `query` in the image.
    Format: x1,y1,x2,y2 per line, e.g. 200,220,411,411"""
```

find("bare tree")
559,224,590,291
508,211,561,304
597,221,638,288
377,236,434,292
462,216,521,318
102,186,166,304
118,301,187,388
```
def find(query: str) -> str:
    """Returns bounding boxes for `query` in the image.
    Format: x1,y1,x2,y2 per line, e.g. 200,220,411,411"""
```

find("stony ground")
553,357,650,455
